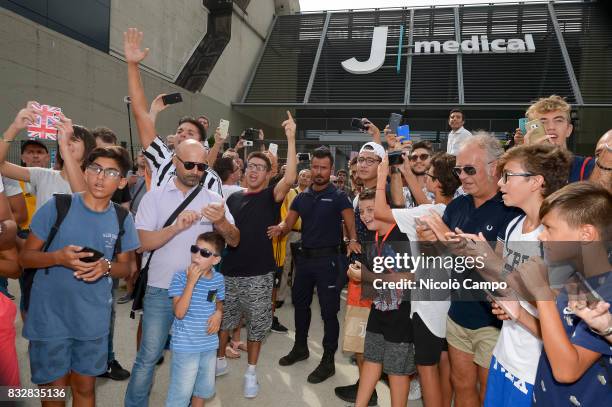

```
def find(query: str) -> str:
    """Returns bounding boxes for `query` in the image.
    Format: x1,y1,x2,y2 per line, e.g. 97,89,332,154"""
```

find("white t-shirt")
222,184,245,198
393,203,450,338
402,185,435,208
446,126,473,155
493,215,543,386
1,176,22,197
28,167,72,210
143,137,223,196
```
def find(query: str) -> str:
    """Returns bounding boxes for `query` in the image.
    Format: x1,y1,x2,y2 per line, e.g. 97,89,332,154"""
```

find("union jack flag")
27,104,62,141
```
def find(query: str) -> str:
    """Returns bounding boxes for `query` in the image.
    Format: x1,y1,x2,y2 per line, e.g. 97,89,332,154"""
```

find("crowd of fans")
0,27,610,407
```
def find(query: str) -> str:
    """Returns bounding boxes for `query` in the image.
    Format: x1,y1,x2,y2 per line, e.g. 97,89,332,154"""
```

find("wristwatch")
590,325,612,337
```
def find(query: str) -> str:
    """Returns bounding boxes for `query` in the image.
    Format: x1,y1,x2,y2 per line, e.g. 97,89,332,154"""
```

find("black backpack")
22,194,129,311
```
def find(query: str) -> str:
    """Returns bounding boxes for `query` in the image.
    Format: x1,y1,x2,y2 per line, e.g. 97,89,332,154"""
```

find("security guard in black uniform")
270,147,361,384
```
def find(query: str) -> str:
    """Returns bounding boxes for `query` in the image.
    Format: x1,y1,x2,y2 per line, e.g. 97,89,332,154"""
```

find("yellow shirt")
19,180,37,229
272,188,302,266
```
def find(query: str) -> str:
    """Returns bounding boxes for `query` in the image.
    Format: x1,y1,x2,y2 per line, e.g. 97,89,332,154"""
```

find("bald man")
125,139,239,406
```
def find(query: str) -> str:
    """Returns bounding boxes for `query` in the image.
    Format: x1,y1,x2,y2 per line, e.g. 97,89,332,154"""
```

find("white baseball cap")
359,141,385,160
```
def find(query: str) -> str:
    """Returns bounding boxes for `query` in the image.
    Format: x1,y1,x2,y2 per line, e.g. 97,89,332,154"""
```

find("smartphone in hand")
219,119,230,140
78,247,104,263
162,93,183,106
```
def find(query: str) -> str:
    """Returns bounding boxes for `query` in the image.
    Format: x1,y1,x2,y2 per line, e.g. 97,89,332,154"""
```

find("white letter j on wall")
341,26,388,74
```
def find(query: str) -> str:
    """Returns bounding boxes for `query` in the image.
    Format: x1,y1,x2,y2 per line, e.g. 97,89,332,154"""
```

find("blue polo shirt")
443,192,522,330
290,184,352,249
568,155,594,183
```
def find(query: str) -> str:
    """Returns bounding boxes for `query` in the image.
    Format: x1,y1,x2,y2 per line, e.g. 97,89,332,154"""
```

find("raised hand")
282,111,296,140
123,28,149,64
149,94,170,119
55,114,74,148
12,101,41,131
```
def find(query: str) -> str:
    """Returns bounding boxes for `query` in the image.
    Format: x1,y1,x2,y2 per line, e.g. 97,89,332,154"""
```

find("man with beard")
271,147,360,384
396,141,435,208
125,140,239,407
215,112,297,399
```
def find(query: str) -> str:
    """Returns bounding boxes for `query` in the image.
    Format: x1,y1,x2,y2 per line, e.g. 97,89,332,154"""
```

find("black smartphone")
388,150,404,166
162,93,183,106
351,118,367,131
298,153,311,162
78,247,104,263
389,113,402,134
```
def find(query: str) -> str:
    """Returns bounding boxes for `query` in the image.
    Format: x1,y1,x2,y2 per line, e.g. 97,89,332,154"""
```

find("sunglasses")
176,156,207,172
409,153,430,162
424,172,438,181
190,245,219,258
452,160,496,177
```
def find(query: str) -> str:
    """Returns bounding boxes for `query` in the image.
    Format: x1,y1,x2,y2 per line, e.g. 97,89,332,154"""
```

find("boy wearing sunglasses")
166,231,225,406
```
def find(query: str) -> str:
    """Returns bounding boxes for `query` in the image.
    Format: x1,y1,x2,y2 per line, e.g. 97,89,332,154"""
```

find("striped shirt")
168,270,225,353
143,137,223,196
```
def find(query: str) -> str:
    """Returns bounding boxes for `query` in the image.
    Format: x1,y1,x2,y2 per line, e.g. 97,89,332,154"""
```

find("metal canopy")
238,0,612,109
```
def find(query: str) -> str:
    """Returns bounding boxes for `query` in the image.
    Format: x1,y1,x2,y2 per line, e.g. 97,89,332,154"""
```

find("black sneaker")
98,360,130,381
334,381,378,406
279,344,309,366
271,317,288,333
307,352,335,384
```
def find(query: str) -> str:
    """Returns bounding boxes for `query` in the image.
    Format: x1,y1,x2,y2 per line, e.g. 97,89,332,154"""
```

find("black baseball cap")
21,139,49,154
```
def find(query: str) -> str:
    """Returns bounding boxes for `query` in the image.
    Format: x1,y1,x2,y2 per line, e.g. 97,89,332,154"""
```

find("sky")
299,0,544,12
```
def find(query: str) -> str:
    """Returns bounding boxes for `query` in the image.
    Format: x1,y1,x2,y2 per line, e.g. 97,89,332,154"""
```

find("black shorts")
411,312,448,366
366,301,412,343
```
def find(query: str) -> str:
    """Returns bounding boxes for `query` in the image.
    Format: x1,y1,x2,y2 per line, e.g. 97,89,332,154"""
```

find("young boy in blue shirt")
515,182,611,407
20,145,140,404
166,231,225,407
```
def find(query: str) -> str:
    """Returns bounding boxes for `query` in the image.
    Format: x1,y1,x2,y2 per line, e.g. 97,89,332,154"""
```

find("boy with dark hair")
93,127,119,147
516,182,611,406
19,146,140,404
166,231,225,407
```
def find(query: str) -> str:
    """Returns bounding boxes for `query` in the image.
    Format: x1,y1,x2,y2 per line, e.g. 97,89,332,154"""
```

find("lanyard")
375,224,397,257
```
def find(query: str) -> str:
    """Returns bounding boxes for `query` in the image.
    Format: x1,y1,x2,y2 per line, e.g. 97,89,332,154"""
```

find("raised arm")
374,156,395,223
0,102,41,183
56,115,87,192
124,28,156,149
274,111,297,202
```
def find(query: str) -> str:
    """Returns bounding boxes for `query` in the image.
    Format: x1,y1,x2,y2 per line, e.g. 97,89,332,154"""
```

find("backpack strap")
505,214,526,243
111,202,129,257
43,194,73,252
580,156,592,181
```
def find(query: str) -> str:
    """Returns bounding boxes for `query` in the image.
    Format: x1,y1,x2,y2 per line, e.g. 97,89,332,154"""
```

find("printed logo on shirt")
103,233,118,250
321,198,333,202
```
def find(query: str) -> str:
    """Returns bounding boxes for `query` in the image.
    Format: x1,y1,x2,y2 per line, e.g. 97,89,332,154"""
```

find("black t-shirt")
290,184,352,249
111,186,131,205
222,186,282,277
443,192,522,330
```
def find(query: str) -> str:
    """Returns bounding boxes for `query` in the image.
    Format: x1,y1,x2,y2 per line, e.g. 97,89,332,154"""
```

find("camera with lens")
243,128,260,141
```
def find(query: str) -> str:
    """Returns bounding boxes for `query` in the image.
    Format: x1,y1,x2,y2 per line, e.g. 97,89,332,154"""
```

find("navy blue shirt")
443,192,522,330
568,155,594,183
290,184,352,249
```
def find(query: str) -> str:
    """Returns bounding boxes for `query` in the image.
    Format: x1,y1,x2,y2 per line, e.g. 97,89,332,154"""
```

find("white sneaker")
215,358,228,377
244,372,260,398
409,376,422,400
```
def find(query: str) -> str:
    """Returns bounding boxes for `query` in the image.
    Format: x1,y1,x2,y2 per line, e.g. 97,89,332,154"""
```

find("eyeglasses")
501,170,534,184
246,163,268,172
357,157,382,166
86,164,121,179
424,172,438,181
190,245,219,258
176,156,207,172
409,153,430,162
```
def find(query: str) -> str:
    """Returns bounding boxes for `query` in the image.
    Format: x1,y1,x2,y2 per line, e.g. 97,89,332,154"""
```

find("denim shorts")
28,336,108,384
166,349,216,406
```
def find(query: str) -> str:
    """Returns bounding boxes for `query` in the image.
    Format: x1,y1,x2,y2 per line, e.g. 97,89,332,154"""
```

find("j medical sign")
341,26,536,75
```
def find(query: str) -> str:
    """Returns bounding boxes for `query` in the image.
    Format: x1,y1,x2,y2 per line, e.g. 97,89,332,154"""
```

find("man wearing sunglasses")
125,140,239,407
417,133,522,407
215,111,297,399
396,141,435,208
